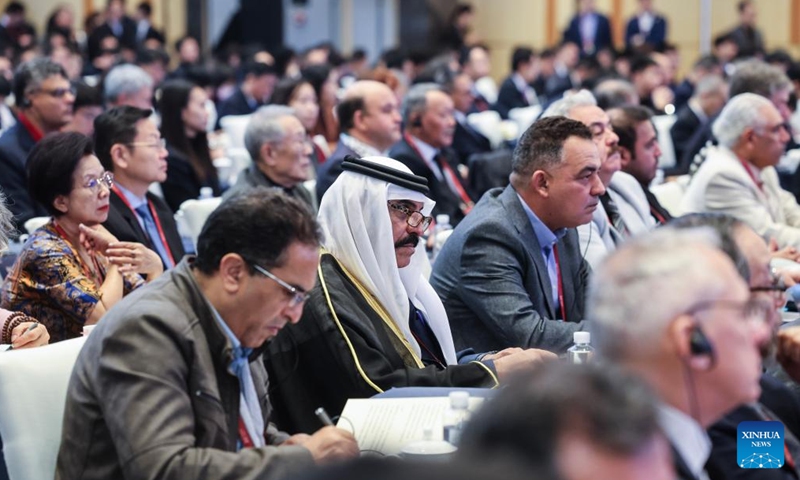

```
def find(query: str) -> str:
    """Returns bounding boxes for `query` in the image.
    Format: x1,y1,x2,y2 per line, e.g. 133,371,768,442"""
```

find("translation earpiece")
688,325,716,370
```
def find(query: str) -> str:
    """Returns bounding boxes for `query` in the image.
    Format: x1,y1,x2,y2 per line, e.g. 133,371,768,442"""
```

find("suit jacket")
388,138,473,225
315,141,357,202
624,13,668,50
681,146,800,249
103,189,185,268
452,119,492,166
669,104,704,176
223,164,316,213
729,25,765,59
161,145,222,212
216,88,259,129
563,12,612,56
87,17,138,58
493,76,533,120
430,185,588,354
55,259,314,479
607,171,656,236
0,123,45,233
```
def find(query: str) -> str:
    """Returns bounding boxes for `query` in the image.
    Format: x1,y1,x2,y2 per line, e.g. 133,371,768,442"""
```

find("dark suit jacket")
563,12,612,56
430,185,588,354
0,123,46,233
494,76,532,120
315,141,358,202
216,88,259,129
103,190,185,268
669,105,703,176
87,17,137,59
624,14,668,50
388,138,473,225
452,120,492,167
161,146,222,212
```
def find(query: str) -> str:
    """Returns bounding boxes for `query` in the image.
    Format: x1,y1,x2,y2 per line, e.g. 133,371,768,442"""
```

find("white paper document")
336,396,484,455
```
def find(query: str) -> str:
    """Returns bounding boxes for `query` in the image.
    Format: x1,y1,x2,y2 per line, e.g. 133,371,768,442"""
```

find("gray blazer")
430,185,588,354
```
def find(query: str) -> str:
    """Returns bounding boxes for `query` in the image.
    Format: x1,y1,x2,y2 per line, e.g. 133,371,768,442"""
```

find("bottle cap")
448,391,469,408
436,214,450,225
574,331,590,344
199,187,214,199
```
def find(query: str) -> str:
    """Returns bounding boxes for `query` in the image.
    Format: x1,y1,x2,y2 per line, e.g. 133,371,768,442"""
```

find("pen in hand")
8,321,38,351
315,407,334,426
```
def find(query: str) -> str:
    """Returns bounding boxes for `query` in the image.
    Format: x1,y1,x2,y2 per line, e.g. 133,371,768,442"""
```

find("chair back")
467,149,513,199
652,114,678,169
219,114,252,150
0,337,88,480
177,197,223,249
23,217,49,235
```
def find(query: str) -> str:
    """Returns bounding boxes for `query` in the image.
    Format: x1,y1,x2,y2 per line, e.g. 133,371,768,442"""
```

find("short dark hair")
629,55,659,76
136,48,169,67
738,0,752,13
512,116,593,177
459,362,662,473
668,213,751,282
609,105,653,154
137,1,152,16
271,77,313,107
27,132,96,217
336,93,366,133
511,47,534,72
72,81,103,112
693,54,721,72
13,58,68,109
194,189,322,274
5,2,24,14
174,35,197,53
243,61,277,79
458,44,488,67
93,106,153,171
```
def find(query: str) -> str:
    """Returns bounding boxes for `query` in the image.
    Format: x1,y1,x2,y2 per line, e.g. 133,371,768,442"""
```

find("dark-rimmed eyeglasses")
688,297,774,326
84,171,114,192
388,202,433,230
750,272,787,306
127,138,167,150
251,263,309,307
35,86,76,98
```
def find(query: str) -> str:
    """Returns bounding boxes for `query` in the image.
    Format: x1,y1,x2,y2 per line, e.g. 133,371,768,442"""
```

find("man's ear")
618,146,633,169
531,170,549,197
260,142,275,165
110,143,129,170
218,253,248,295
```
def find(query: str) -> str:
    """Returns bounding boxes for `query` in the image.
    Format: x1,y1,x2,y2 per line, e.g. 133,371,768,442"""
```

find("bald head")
336,80,402,151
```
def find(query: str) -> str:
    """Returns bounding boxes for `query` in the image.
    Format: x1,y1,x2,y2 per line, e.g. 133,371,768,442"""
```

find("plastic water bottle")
430,214,453,264
567,331,594,364
198,186,214,200
442,391,470,446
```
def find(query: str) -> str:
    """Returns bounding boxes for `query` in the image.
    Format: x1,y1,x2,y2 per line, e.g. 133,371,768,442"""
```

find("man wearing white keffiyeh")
265,155,555,434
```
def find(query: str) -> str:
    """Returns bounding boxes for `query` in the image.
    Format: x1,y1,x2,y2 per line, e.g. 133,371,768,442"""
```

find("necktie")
409,303,446,368
134,204,174,268
601,194,629,239
229,347,265,449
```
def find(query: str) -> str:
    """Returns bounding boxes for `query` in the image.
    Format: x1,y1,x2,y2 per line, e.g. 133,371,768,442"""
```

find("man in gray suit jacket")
431,116,604,354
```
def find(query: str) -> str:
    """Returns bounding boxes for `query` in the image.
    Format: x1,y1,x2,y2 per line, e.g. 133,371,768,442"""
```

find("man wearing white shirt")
682,93,800,250
590,227,771,480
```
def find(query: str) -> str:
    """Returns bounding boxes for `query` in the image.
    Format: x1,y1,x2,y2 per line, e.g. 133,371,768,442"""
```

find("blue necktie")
229,347,265,449
134,204,173,268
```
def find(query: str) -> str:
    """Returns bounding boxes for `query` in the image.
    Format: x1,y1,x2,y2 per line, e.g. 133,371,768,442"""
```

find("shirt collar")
658,403,712,478
512,73,529,93
516,192,567,249
340,133,384,157
207,298,253,367
115,182,148,210
409,135,438,164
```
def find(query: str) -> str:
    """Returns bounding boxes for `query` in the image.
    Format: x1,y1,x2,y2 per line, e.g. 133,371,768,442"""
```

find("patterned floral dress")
0,220,144,342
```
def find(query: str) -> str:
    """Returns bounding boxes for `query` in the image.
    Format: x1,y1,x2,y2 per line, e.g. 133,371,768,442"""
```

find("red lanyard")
739,160,764,193
112,186,175,266
552,244,567,322
650,205,667,225
17,111,43,142
404,134,474,213
238,417,254,448
52,221,106,285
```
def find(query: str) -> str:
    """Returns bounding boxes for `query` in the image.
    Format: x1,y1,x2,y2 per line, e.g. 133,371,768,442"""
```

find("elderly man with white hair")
681,92,800,249
104,63,154,110
265,155,553,434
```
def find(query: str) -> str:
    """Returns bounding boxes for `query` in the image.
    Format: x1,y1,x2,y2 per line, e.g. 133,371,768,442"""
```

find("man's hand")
493,348,557,381
770,238,800,262
300,426,359,464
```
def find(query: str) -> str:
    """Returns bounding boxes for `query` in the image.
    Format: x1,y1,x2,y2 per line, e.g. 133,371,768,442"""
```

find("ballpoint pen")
315,407,334,426
8,321,38,351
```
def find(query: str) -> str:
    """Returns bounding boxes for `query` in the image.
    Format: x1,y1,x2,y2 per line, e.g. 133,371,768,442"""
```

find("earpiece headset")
411,115,422,128
689,325,715,358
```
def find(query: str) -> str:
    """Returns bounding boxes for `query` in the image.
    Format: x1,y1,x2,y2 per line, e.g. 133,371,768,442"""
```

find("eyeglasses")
127,138,167,150
388,202,433,230
750,272,787,306
687,297,774,326
36,86,76,98
84,171,114,192
251,263,309,307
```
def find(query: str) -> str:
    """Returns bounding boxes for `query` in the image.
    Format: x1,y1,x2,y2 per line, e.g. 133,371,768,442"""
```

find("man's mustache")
394,234,420,249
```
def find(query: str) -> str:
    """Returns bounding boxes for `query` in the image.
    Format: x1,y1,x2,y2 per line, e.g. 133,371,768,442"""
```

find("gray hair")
729,59,792,98
401,83,442,125
13,58,68,109
541,89,597,119
593,78,639,110
712,93,773,149
694,74,726,98
589,227,727,362
244,105,296,161
0,192,12,251
104,64,154,104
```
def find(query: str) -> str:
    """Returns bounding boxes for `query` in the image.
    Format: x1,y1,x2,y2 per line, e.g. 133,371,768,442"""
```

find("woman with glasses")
1,133,162,342
158,79,220,212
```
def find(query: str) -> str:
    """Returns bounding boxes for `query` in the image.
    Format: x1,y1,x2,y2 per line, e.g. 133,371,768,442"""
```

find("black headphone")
689,325,715,358
411,115,422,128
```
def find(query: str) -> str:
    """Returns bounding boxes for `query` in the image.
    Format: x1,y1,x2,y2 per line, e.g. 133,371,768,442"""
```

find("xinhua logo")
737,421,784,469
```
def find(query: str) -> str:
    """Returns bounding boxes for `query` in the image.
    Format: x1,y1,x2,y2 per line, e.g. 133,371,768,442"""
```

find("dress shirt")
638,11,655,35
579,14,599,48
688,98,708,125
409,135,444,181
512,73,538,106
517,193,567,309
339,133,383,158
659,403,712,480
116,183,149,232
